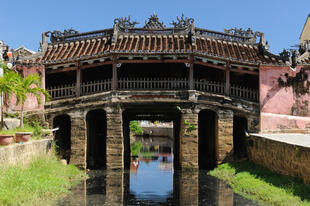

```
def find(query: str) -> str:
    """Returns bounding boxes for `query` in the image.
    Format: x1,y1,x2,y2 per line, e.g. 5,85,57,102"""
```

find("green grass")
0,155,86,206
209,160,310,206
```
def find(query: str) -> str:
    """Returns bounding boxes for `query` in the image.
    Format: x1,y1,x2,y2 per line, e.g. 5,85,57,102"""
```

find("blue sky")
0,1,309,54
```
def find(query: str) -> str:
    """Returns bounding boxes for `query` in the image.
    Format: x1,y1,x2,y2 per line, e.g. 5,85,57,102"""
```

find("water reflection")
56,137,257,206
56,162,257,206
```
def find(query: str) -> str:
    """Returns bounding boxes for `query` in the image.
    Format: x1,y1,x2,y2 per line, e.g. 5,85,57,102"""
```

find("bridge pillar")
106,107,124,170
178,171,199,206
69,111,87,169
105,170,124,205
217,109,234,164
180,109,199,169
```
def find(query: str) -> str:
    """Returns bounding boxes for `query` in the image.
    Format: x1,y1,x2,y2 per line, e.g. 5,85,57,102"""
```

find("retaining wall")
0,139,53,166
248,134,310,185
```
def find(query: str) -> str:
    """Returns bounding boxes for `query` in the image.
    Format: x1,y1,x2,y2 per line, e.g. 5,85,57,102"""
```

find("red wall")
5,65,45,112
260,65,310,132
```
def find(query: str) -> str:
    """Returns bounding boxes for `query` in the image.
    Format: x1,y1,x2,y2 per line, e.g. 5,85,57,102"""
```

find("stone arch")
86,109,107,169
233,115,248,160
53,114,71,163
198,109,217,170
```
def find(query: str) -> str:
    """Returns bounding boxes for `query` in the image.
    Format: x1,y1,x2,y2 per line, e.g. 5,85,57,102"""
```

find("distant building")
13,46,36,61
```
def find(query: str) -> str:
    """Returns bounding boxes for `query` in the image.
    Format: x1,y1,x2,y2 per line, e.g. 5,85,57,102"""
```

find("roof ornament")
45,28,78,43
114,16,139,29
279,48,291,62
171,14,194,28
224,27,264,43
144,13,166,29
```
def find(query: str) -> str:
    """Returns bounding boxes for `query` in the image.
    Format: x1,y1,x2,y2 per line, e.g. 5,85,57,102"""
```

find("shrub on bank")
209,160,310,206
0,155,85,206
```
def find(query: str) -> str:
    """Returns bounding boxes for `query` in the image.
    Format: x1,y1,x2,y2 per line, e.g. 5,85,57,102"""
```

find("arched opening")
53,114,71,163
86,109,107,169
123,109,180,170
233,116,248,160
198,110,217,170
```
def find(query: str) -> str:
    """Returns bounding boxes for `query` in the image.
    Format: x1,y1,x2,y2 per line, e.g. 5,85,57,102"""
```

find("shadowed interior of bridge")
86,109,107,169
53,114,71,163
233,116,248,160
199,110,217,170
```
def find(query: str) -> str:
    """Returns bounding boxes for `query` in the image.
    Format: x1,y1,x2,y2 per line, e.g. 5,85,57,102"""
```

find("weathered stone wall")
106,107,124,170
248,135,310,185
69,110,87,169
217,109,234,164
180,110,198,169
0,139,53,165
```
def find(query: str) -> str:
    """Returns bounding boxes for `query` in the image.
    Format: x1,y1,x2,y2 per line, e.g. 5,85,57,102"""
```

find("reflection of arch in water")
86,109,107,169
53,114,71,163
198,110,217,170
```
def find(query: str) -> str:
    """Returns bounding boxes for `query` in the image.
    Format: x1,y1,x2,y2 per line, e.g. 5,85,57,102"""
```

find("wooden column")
76,61,81,97
112,55,117,90
225,62,230,95
189,54,194,90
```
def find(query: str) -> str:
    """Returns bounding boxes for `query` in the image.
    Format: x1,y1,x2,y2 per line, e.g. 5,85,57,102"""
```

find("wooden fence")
47,78,258,102
81,79,112,95
118,77,188,90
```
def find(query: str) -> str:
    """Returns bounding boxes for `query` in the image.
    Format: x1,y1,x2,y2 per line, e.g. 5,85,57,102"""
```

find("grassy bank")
209,160,310,206
0,155,86,206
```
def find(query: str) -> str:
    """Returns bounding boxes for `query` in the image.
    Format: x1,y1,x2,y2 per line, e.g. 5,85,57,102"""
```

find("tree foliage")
129,120,143,135
14,73,50,128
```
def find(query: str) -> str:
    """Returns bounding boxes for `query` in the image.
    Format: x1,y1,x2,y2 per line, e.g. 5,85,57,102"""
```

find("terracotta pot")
15,132,32,143
0,134,14,146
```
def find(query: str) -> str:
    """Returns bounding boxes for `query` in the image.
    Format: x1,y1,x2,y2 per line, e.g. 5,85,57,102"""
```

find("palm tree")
14,73,50,128
0,62,20,129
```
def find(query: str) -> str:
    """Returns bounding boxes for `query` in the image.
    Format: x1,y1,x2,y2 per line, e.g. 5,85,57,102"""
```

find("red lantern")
7,52,12,58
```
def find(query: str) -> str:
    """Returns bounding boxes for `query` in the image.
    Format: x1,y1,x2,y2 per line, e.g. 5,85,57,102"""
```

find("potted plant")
0,134,14,145
13,73,49,141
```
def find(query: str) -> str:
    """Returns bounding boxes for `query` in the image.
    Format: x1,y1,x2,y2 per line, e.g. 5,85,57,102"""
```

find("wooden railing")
47,83,76,100
47,78,258,102
118,77,188,90
194,79,225,94
81,79,112,95
231,84,258,101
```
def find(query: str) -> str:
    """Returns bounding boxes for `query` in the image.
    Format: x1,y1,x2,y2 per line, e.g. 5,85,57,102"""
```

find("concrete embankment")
0,139,53,166
248,133,310,185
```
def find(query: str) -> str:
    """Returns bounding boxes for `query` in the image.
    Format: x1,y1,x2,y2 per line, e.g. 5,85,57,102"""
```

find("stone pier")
106,108,124,170
69,111,87,169
180,109,199,169
217,109,234,164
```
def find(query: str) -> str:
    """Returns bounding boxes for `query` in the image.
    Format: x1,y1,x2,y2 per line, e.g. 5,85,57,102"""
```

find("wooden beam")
189,54,194,90
118,59,189,64
47,67,77,74
225,63,230,95
80,61,112,69
76,61,81,97
112,55,117,90
194,61,226,71
230,68,258,75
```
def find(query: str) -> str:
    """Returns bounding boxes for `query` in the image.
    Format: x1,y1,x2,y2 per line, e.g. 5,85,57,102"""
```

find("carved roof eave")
41,51,278,68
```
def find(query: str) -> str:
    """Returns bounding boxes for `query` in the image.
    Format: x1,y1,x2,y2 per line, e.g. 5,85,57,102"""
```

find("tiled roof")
41,35,279,65
18,14,288,66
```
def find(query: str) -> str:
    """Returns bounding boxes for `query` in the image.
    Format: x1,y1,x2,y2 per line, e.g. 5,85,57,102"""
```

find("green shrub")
129,120,143,135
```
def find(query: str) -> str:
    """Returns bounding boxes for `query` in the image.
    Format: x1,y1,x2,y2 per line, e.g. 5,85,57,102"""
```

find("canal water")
56,136,258,206
56,159,258,206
